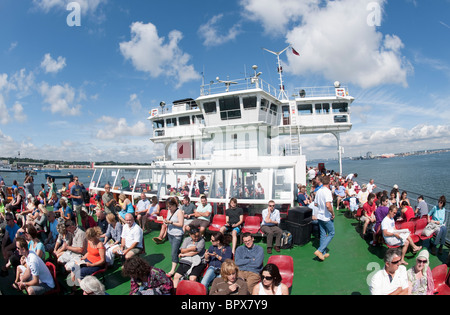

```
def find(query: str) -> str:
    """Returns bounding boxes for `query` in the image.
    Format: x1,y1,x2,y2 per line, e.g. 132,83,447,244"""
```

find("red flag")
292,47,300,56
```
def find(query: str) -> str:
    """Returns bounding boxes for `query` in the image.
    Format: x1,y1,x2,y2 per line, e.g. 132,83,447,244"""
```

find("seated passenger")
252,263,289,295
209,259,248,295
382,205,422,265
186,195,211,236
201,232,232,289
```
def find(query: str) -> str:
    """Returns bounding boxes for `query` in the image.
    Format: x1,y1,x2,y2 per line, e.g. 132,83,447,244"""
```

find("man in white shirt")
115,213,143,260
313,176,335,261
260,200,283,254
135,192,151,230
16,236,55,295
367,179,377,193
381,205,422,265
370,248,409,295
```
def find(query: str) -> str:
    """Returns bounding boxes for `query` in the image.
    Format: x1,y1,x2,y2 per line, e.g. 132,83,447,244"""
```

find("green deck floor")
1,209,448,295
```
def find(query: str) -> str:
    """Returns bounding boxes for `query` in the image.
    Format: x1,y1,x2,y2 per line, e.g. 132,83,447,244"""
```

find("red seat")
404,221,420,244
208,214,226,232
241,215,261,234
415,218,434,240
176,280,207,295
267,255,294,288
154,209,168,224
92,266,108,283
355,207,363,220
432,264,450,295
44,262,60,295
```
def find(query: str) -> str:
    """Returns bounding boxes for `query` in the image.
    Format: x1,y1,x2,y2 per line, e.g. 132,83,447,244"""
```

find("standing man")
260,200,283,254
313,175,335,261
370,248,409,295
102,184,116,215
70,177,85,225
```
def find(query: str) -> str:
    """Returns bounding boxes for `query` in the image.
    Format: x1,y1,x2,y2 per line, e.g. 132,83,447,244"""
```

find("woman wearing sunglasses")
407,249,435,295
252,263,289,295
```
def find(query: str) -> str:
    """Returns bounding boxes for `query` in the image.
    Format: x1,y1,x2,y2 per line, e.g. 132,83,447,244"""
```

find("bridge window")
178,116,191,125
297,104,312,115
243,96,257,109
166,118,177,127
153,120,164,129
203,101,217,114
315,103,330,114
332,102,348,113
219,96,241,120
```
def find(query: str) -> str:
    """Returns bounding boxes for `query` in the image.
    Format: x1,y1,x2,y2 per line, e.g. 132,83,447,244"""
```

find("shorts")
223,225,241,234
176,262,206,278
189,219,210,229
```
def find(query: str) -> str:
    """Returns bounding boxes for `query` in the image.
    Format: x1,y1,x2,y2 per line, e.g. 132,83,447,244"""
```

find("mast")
262,46,290,101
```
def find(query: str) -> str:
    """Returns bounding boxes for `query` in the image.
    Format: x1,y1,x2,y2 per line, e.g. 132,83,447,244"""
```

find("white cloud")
127,93,143,115
95,116,149,140
198,14,241,47
241,0,412,89
119,21,200,88
41,53,67,73
0,95,11,125
39,81,82,116
12,102,27,122
240,0,318,34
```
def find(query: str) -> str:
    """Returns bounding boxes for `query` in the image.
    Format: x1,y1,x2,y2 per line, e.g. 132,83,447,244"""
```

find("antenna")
216,77,238,92
262,46,291,100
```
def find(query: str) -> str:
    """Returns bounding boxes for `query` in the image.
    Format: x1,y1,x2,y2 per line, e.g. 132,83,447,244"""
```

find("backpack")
280,230,293,249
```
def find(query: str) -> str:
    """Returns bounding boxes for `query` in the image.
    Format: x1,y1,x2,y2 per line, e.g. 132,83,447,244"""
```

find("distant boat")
45,172,74,180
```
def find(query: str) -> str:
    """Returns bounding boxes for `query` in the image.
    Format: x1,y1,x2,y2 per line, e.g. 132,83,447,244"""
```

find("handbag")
422,222,440,237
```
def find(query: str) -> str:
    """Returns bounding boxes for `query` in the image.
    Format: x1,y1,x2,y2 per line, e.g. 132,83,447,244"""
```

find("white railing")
295,85,349,98
200,77,278,99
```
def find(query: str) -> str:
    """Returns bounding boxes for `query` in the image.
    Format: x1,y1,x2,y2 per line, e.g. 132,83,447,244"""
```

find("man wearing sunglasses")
370,248,409,295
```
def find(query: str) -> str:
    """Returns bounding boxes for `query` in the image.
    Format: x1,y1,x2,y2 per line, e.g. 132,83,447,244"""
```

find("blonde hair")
220,259,239,279
119,193,126,201
106,213,116,224
86,226,102,240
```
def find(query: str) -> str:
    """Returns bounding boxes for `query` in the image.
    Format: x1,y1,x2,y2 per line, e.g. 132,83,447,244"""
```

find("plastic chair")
432,264,450,295
176,280,207,295
43,262,60,295
404,221,420,244
208,214,226,232
415,218,434,241
154,209,168,224
92,266,108,283
267,255,294,288
241,216,262,234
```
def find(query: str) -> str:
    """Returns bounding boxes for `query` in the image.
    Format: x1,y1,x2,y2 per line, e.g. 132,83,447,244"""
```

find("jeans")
168,234,183,263
434,225,448,246
200,266,220,289
317,219,335,254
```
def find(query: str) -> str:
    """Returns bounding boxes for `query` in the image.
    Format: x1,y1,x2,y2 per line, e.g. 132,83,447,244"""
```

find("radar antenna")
216,77,238,92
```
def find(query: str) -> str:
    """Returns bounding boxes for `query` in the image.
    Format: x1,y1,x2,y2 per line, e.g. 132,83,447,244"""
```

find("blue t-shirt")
6,223,20,243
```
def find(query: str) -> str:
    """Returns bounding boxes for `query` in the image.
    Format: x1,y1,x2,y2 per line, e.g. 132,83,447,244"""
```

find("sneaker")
267,248,272,254
274,246,280,252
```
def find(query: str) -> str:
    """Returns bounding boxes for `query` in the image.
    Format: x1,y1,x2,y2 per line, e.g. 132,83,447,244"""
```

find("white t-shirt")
121,222,143,249
26,251,55,288
370,265,408,295
314,186,333,221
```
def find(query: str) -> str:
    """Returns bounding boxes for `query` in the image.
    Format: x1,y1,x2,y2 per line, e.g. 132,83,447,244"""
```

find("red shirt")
403,206,414,222
363,201,376,217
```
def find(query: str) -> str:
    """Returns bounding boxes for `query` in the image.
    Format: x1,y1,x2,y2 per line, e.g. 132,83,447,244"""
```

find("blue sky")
0,0,449,163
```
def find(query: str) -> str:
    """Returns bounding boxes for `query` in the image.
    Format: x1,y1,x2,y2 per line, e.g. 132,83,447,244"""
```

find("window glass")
297,104,312,115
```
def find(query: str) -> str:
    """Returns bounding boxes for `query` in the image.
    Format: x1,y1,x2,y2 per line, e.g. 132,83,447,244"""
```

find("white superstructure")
90,48,354,212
